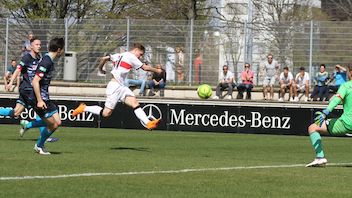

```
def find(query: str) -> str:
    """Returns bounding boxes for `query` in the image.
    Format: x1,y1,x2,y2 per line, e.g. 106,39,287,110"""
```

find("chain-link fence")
1,19,352,86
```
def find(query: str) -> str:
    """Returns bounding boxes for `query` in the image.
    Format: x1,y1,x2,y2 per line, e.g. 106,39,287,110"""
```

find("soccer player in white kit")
72,43,161,130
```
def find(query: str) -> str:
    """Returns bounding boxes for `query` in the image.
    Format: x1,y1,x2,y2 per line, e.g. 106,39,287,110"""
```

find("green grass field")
1,125,352,198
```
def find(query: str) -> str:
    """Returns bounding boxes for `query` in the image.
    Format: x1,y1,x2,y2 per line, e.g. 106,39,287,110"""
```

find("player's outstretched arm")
97,56,110,74
141,64,162,74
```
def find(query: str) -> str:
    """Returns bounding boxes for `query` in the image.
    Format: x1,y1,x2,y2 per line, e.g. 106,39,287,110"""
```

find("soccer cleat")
294,97,299,102
226,95,232,100
304,97,309,102
34,144,51,155
19,120,29,137
289,97,294,102
72,103,86,117
305,158,327,167
146,118,161,130
278,97,284,102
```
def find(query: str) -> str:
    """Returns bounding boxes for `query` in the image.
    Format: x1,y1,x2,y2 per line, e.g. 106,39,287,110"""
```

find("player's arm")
315,84,347,126
141,64,161,74
32,75,46,109
6,67,21,91
97,55,110,74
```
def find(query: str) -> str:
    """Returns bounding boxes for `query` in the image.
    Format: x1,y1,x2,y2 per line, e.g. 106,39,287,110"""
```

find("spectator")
293,67,310,102
310,64,329,101
3,59,19,92
327,64,347,96
148,64,166,97
125,68,148,96
21,31,34,56
175,47,185,83
278,66,294,102
262,53,280,100
213,65,235,100
236,63,254,100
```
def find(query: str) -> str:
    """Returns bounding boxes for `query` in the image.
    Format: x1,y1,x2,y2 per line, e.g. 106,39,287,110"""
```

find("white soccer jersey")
295,72,310,86
110,52,144,84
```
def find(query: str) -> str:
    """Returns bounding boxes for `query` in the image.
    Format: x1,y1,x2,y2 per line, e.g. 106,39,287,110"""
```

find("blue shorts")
19,89,57,118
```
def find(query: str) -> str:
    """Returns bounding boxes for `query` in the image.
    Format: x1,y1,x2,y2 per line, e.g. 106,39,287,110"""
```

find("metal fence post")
4,18,9,71
65,18,68,52
188,19,194,86
126,18,130,51
309,20,313,81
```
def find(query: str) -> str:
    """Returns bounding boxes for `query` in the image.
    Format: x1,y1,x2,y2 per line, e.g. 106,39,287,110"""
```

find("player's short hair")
283,66,289,70
267,53,273,58
30,37,40,43
11,59,16,62
320,63,326,68
48,37,65,52
299,67,305,71
132,43,145,52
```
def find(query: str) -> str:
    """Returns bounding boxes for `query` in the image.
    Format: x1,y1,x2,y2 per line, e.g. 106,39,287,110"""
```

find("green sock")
309,132,324,158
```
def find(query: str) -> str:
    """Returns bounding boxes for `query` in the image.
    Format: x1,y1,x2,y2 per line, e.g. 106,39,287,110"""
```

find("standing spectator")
236,63,254,100
125,68,148,96
213,65,235,100
165,47,175,83
21,31,34,56
278,66,294,102
293,67,310,102
310,64,329,101
4,59,20,92
148,64,166,97
327,64,347,96
193,52,202,84
262,53,280,100
175,46,185,83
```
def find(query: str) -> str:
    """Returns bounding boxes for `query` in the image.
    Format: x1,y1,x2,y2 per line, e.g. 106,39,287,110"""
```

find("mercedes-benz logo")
141,104,162,127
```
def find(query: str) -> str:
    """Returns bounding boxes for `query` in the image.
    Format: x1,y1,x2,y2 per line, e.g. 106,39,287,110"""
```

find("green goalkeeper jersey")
327,80,352,129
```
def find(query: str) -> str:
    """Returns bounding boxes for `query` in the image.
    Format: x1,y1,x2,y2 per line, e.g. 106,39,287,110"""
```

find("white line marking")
1,162,351,181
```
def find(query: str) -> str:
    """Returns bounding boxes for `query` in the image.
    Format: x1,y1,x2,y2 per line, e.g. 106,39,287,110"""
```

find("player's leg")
124,95,160,130
35,112,61,155
306,121,329,167
0,102,25,117
263,77,269,100
307,117,352,167
20,115,47,137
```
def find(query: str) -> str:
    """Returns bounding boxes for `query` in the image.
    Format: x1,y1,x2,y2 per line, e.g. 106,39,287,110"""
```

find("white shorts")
263,76,276,86
105,81,135,109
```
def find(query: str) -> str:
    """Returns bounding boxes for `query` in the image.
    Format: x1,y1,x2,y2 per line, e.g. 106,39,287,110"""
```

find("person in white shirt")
72,43,162,130
278,66,294,102
293,67,310,102
262,53,280,100
213,65,235,100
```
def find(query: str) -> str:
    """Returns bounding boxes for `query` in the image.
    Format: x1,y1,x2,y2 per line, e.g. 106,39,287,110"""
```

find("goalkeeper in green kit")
306,65,352,167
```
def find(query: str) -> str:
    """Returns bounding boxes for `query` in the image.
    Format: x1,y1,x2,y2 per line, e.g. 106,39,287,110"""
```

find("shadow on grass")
110,147,151,152
7,138,37,141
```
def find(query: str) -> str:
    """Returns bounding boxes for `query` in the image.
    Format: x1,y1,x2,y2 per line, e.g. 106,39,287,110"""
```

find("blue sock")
36,128,53,148
0,107,14,117
26,119,47,129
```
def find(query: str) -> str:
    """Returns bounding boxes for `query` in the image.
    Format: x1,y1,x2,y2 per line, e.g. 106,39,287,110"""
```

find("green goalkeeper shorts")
327,118,352,136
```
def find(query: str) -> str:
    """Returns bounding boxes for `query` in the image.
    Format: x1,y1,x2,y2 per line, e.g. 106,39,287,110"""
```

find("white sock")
134,107,150,125
84,105,103,115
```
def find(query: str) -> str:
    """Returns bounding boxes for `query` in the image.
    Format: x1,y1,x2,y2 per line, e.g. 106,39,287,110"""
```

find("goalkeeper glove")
314,109,330,127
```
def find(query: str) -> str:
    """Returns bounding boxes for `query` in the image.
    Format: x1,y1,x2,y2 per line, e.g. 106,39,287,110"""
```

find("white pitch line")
1,162,352,181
